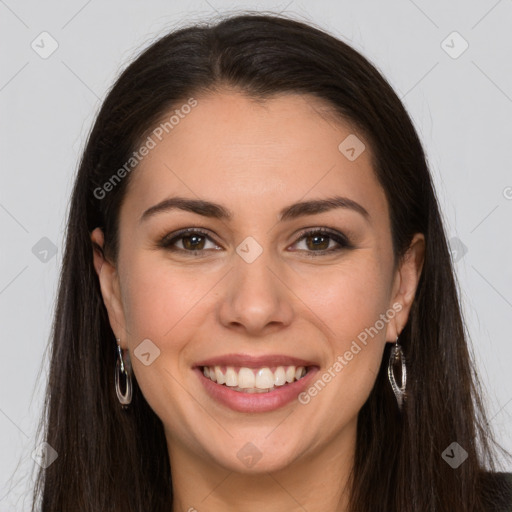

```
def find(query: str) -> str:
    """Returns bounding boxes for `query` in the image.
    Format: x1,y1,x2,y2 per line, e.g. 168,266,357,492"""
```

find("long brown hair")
31,11,511,511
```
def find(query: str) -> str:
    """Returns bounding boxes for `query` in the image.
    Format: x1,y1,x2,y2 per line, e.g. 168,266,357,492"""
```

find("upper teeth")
202,365,307,389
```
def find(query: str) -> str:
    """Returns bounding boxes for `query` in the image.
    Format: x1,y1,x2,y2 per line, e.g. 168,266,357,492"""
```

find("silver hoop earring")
388,336,407,411
115,338,132,408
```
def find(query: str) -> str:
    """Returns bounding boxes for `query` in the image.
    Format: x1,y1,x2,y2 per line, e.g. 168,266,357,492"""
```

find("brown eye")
159,228,221,254
158,227,351,257
304,233,331,251
181,233,206,250
291,228,351,256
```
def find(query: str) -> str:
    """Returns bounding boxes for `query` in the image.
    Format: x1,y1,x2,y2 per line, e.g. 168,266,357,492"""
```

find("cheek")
120,254,210,339
295,257,390,393
119,257,207,402
297,255,391,340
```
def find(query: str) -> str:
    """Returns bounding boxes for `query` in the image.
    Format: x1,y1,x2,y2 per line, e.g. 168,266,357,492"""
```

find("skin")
91,90,425,512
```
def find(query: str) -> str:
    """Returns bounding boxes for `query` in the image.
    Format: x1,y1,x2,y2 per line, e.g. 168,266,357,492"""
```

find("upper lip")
194,353,319,369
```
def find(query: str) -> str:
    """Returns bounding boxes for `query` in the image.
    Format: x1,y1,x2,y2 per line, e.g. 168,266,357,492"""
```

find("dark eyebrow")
279,196,370,222
139,195,370,223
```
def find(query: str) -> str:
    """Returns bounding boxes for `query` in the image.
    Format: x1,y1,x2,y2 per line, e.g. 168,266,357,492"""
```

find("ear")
90,227,128,349
385,233,425,342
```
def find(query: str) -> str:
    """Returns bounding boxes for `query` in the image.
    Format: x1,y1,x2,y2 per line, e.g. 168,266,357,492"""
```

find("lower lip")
194,366,319,413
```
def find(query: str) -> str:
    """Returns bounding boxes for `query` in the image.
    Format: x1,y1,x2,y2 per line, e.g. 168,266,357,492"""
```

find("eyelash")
158,227,353,257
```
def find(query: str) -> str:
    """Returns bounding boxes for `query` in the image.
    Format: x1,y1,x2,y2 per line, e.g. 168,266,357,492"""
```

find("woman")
32,12,512,511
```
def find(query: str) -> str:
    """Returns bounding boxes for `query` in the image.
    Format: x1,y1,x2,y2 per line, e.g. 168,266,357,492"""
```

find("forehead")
120,90,388,227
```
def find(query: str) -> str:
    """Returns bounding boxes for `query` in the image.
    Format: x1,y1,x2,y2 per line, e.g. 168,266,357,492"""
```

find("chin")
207,440,302,474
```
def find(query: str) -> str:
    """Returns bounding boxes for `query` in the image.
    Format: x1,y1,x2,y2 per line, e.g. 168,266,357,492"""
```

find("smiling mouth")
199,364,313,393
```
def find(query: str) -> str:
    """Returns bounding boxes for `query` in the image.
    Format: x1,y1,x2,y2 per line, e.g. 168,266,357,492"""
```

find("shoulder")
480,471,512,511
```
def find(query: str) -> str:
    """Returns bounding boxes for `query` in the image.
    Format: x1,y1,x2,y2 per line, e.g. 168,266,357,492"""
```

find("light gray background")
1,1,511,509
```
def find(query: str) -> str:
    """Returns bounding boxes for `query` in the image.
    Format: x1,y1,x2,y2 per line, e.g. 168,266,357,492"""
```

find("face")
92,90,424,475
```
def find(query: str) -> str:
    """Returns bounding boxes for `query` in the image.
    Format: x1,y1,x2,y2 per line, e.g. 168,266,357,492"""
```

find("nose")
217,246,294,336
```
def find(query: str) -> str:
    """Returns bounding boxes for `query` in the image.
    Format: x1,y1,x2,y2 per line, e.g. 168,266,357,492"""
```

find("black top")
482,472,512,511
